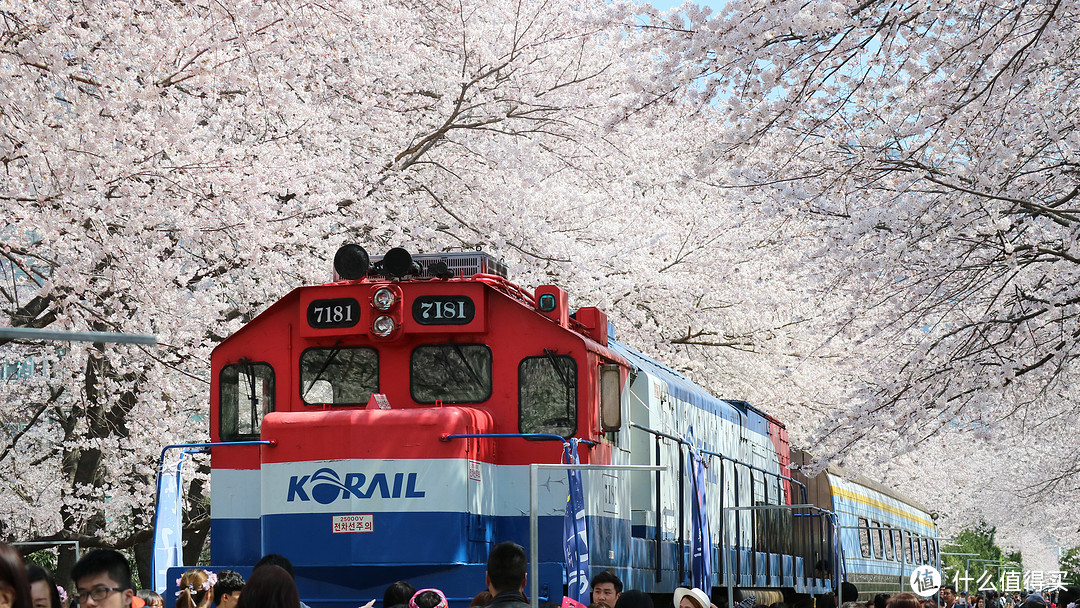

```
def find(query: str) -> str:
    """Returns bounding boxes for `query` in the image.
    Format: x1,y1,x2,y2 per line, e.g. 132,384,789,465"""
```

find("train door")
628,371,655,540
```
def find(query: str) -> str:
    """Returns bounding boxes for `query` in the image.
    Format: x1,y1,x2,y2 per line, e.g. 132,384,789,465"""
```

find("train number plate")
412,295,475,325
332,514,373,533
308,298,360,329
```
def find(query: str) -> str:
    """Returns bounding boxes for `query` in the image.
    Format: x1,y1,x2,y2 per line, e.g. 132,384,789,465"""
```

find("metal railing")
11,540,81,561
723,503,839,608
152,440,273,585
528,463,665,608
628,422,813,586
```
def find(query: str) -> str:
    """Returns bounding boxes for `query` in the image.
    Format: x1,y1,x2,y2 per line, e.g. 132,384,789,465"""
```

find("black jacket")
488,589,530,608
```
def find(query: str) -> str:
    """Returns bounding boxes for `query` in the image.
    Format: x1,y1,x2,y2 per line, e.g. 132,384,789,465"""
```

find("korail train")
185,245,939,607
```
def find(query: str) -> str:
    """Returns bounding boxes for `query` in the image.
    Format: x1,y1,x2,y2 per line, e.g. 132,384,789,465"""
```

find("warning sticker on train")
910,565,942,597
332,514,373,533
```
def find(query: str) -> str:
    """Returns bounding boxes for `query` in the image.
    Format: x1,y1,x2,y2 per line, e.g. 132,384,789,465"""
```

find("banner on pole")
563,439,590,604
152,457,185,593
689,443,712,592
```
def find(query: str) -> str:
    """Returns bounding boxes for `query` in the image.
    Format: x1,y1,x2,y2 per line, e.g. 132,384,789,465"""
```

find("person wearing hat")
673,588,711,608
1022,594,1049,608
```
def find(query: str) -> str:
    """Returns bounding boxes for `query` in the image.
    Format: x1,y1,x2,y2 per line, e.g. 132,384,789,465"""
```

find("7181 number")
418,300,467,320
312,305,353,324
307,298,360,328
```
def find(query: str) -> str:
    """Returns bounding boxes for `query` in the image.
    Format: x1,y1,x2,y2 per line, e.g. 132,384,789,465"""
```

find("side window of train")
220,361,275,440
300,347,378,405
858,517,872,558
914,535,923,563
928,539,937,563
519,353,577,437
411,343,492,403
904,530,914,563
883,524,894,560
600,363,621,434
870,519,883,559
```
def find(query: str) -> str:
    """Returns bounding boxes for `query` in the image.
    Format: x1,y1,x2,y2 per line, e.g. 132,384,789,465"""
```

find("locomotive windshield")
299,347,379,405
518,354,576,437
410,343,492,403
219,361,275,440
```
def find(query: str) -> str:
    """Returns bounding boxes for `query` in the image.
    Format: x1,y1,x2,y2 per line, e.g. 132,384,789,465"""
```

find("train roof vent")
369,251,508,279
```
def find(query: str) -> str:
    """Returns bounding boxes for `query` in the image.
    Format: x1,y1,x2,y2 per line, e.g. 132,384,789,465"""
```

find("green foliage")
24,549,57,571
940,523,1021,592
1060,547,1080,585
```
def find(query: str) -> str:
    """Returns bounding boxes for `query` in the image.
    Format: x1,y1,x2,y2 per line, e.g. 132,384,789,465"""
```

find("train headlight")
372,288,396,310
372,315,396,337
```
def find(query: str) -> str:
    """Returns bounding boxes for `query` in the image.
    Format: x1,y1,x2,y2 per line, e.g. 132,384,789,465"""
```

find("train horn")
333,244,370,280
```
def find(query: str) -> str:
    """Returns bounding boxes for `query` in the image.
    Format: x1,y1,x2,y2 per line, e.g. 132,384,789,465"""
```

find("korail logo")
287,467,426,504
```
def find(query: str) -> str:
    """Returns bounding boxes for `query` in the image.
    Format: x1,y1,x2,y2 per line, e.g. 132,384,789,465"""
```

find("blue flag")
152,457,185,593
689,445,712,591
563,439,590,603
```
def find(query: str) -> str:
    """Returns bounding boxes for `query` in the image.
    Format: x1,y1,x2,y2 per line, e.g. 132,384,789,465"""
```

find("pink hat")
410,589,448,608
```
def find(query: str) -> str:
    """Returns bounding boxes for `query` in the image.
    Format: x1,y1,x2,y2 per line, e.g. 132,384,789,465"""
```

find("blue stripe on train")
211,517,262,565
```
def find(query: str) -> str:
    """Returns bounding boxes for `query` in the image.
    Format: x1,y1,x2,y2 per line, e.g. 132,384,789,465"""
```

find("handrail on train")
628,422,809,502
153,441,275,591
628,422,816,586
527,463,665,608
440,433,597,446
724,504,840,608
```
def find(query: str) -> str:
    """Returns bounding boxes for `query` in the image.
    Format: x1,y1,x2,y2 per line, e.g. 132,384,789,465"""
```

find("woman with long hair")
25,565,61,608
0,543,32,608
235,566,299,608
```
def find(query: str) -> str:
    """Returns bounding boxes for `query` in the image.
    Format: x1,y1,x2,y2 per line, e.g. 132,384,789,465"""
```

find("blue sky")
643,0,727,12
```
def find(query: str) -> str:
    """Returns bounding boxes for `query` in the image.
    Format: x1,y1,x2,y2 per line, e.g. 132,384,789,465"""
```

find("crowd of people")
934,585,1071,608
1,540,1076,608
0,541,258,608
839,585,1075,608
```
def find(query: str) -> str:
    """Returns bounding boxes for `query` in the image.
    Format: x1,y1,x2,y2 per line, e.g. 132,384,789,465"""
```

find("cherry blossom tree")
6,0,1073,580
1,0,806,583
630,0,1080,544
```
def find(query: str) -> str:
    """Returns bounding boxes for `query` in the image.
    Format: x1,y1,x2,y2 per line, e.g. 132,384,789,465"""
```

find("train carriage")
177,244,938,608
790,451,940,600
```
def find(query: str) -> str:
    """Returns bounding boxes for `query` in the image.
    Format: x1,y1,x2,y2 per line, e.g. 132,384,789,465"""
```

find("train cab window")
870,519,883,559
220,361,275,440
928,539,937,564
411,343,492,403
518,353,577,437
858,517,872,558
300,347,378,405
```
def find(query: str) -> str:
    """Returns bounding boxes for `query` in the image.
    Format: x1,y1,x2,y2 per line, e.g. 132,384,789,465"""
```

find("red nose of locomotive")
210,245,586,605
